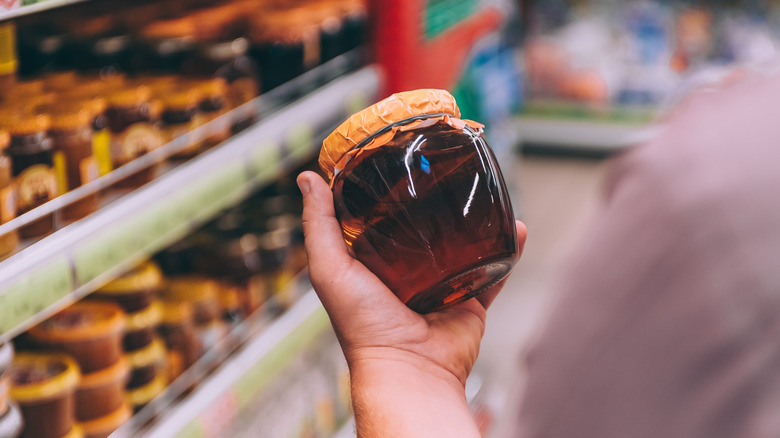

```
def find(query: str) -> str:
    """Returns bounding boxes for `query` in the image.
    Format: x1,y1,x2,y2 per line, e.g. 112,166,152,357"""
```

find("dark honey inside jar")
322,89,520,314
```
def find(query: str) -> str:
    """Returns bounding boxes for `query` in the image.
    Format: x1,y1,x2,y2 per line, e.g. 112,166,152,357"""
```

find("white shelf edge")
516,116,661,151
0,65,380,343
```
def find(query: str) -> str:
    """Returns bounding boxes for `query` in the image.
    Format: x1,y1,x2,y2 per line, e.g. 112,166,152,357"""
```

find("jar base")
404,258,516,314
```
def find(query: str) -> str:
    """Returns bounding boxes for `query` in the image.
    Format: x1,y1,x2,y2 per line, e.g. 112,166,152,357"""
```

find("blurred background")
0,0,776,437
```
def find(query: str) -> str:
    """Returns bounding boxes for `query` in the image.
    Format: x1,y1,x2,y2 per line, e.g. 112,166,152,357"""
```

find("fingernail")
297,177,310,195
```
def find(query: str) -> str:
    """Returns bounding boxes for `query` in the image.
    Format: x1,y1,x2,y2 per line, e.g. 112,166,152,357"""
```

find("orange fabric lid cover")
319,89,483,181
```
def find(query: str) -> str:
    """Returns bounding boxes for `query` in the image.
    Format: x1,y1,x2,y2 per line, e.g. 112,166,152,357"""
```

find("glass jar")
181,37,259,133
160,88,203,158
196,78,231,148
105,86,164,188
48,107,100,221
158,300,200,374
5,114,59,238
0,130,17,258
8,353,80,438
250,9,320,92
321,89,520,313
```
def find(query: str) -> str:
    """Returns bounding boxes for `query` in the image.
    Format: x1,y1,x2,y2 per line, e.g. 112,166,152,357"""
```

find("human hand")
298,170,526,437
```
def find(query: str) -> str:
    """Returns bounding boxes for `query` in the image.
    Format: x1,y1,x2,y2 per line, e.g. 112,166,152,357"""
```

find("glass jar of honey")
48,107,99,221
160,88,203,158
320,89,520,313
5,114,59,238
105,86,164,188
250,9,321,92
196,78,230,148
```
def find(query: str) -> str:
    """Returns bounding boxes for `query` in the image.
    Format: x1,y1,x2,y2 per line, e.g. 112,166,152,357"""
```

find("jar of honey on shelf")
320,89,520,313
0,130,18,258
5,114,59,238
196,78,230,148
250,8,320,92
160,88,203,158
48,107,100,221
105,86,164,188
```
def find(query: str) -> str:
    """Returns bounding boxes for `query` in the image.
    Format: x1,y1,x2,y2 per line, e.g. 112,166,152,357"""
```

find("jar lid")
124,337,165,369
159,300,193,324
108,86,151,106
8,353,80,401
141,18,196,40
0,130,8,151
163,275,219,302
78,402,132,435
98,262,163,293
28,301,125,342
62,424,83,438
197,78,227,98
124,301,162,331
219,287,241,311
125,374,166,407
43,71,78,90
8,80,45,97
48,108,92,130
162,89,202,109
78,357,129,388
320,89,461,180
251,9,320,44
5,114,51,136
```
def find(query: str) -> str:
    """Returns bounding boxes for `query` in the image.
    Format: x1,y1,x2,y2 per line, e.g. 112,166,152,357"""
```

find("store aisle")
475,154,612,438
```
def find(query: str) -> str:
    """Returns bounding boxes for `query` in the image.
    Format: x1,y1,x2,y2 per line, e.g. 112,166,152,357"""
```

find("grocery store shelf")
118,289,331,438
0,0,90,22
516,116,660,153
0,64,380,344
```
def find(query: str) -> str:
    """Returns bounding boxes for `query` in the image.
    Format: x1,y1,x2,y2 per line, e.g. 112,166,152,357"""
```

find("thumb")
297,171,411,320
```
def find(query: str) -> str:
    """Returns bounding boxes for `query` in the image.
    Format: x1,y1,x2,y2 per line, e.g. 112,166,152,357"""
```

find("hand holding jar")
298,89,527,438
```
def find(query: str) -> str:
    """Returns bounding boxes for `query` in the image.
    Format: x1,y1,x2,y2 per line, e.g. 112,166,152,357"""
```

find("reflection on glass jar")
322,90,520,313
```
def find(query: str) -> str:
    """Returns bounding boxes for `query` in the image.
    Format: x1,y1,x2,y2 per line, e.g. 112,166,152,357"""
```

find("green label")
74,226,135,286
250,140,282,184
0,257,72,336
285,124,315,161
425,0,477,40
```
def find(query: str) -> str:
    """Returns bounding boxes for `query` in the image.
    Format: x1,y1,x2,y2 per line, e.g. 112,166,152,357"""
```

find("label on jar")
17,164,58,211
0,22,17,74
0,185,16,223
53,151,68,194
112,122,163,163
93,129,112,176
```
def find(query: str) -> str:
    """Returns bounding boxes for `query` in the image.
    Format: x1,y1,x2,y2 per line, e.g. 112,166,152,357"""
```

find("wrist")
347,345,470,389
348,351,479,438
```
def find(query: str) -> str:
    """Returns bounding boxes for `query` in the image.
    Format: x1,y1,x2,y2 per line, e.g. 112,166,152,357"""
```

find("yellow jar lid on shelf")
125,337,166,369
124,301,163,331
28,301,125,342
98,262,163,294
125,374,166,408
8,353,80,402
163,275,220,303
